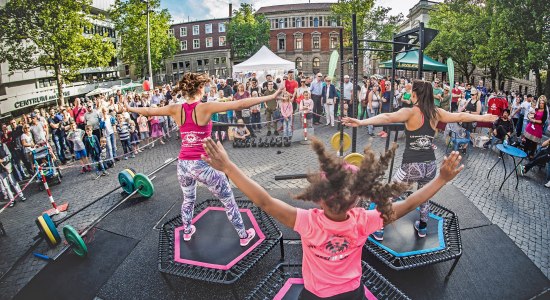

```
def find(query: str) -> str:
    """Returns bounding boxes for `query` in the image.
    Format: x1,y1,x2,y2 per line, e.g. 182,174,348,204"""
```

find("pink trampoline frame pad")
273,278,377,300
174,207,266,270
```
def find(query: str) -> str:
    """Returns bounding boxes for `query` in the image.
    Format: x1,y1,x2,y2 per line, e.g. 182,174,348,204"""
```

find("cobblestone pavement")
0,120,548,299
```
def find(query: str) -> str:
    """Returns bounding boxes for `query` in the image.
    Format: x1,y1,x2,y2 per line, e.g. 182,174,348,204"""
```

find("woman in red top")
125,73,282,246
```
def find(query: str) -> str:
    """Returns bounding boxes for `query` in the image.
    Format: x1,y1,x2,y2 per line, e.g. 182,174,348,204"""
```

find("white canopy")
233,46,295,74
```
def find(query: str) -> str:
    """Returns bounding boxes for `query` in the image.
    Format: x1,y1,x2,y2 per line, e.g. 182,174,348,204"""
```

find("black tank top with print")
402,112,436,164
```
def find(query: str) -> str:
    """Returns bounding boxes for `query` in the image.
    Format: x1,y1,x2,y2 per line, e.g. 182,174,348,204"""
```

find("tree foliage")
0,0,117,105
227,3,270,60
426,0,486,82
331,0,375,47
111,0,178,79
363,6,404,61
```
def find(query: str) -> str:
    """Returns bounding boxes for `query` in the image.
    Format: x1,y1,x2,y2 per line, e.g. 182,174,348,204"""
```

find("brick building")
166,17,231,81
257,3,343,76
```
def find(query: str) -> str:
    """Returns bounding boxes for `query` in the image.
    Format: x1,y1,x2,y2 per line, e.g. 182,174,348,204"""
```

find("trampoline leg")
279,235,285,261
444,256,461,282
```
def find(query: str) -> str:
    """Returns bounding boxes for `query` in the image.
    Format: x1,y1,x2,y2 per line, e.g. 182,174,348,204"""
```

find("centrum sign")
0,90,69,114
14,93,64,109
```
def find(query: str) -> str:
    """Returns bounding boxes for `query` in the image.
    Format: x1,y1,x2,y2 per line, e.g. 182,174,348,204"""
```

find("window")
218,23,225,32
278,33,286,51
319,16,323,27
180,27,187,36
279,18,285,29
221,57,226,64
296,17,302,28
312,34,320,49
178,62,184,69
204,59,209,66
331,19,338,27
197,59,202,71
205,24,212,34
313,57,320,68
295,57,303,69
214,57,220,65
206,37,213,48
294,32,303,50
185,61,190,69
193,25,199,35
168,29,174,36
172,62,177,70
180,40,187,51
193,39,200,49
330,33,338,49
313,17,319,28
219,36,226,46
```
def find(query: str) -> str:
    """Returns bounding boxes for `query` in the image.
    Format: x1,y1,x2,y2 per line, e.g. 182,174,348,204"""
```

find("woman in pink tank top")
125,73,282,246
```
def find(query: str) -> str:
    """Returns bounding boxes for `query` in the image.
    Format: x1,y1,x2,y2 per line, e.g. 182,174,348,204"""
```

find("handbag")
242,109,251,118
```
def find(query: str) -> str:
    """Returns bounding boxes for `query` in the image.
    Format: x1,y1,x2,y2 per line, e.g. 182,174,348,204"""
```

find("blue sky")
160,0,431,24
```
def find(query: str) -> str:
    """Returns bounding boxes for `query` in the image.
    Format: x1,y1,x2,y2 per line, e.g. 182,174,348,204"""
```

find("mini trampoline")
245,262,410,300
364,200,462,280
158,199,283,285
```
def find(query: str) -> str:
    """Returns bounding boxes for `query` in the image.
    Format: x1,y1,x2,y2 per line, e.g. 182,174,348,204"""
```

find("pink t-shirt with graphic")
294,207,383,298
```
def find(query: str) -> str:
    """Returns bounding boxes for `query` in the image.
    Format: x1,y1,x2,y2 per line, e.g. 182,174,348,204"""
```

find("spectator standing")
48,108,67,164
0,141,26,207
264,82,278,136
66,122,91,173
83,125,106,176
523,97,548,158
512,94,532,136
451,82,461,112
100,107,117,163
137,114,150,148
432,79,444,108
285,71,299,110
310,73,324,125
84,103,101,140
233,84,255,137
476,80,488,113
116,114,132,159
299,91,314,128
262,74,278,91
321,77,337,127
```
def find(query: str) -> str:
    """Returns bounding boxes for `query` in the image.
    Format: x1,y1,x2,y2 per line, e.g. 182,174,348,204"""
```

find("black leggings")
524,147,549,173
299,285,366,300
524,138,538,158
494,125,510,140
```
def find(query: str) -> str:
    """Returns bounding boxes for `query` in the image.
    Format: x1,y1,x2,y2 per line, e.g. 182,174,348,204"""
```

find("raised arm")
391,151,463,222
201,87,283,115
202,138,297,228
124,101,179,118
343,107,413,127
437,108,497,123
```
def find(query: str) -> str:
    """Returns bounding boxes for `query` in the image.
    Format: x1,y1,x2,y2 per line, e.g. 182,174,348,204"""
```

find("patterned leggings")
392,161,437,223
177,159,247,238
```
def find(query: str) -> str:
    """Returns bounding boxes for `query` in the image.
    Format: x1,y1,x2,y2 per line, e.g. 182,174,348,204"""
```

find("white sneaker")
545,181,550,188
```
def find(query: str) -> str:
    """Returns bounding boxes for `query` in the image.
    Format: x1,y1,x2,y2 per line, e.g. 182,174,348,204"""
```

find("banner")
328,50,339,79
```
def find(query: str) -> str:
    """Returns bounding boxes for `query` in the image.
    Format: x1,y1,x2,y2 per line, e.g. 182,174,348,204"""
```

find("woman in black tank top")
343,80,497,239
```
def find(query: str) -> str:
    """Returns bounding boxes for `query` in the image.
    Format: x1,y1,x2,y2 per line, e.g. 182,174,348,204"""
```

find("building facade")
166,17,231,82
0,0,125,117
257,3,342,76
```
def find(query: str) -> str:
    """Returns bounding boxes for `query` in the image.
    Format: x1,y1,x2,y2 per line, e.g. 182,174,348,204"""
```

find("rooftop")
171,17,230,27
256,2,333,15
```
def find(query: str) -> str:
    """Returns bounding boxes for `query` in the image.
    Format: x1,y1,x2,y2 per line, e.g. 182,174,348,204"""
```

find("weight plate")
63,225,87,258
344,152,364,167
133,173,154,198
126,168,136,177
330,132,351,152
42,213,61,245
37,216,57,247
118,169,135,194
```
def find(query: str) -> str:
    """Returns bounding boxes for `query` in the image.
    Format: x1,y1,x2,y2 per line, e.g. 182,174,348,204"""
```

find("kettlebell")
258,137,264,148
245,139,251,148
232,140,238,148
276,137,283,147
269,137,276,147
283,137,291,147
251,138,257,147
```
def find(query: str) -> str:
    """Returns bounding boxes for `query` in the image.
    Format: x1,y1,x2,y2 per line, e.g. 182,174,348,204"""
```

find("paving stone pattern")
0,121,548,299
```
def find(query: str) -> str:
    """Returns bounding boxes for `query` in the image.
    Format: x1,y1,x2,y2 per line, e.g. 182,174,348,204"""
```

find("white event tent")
232,46,294,82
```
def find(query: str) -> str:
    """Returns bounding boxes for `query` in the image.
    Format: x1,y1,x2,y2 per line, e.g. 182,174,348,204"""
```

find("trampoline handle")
274,174,308,180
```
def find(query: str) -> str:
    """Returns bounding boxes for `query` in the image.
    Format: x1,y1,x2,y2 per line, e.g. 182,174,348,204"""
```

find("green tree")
0,0,117,105
491,0,549,97
111,0,177,80
363,6,404,61
427,0,486,83
227,3,270,60
331,0,376,47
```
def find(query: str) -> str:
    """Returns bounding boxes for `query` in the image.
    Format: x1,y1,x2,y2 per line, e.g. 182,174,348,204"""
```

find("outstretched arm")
437,108,497,123
124,101,179,118
342,108,413,127
391,151,464,222
200,87,284,115
202,138,297,228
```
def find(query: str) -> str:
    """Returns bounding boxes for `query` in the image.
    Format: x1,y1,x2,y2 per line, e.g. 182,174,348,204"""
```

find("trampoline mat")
274,278,377,300
175,207,265,269
369,210,444,256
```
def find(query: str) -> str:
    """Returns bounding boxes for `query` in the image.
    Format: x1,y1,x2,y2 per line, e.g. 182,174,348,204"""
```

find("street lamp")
142,0,153,88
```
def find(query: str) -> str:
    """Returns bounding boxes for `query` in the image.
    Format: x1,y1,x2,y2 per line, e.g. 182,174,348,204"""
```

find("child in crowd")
149,105,165,146
279,92,294,138
233,119,250,142
216,90,229,141
129,122,140,157
202,138,464,299
116,114,132,160
250,91,262,130
299,90,314,128
0,140,26,207
66,122,91,173
99,137,113,169
137,114,150,148
83,125,106,177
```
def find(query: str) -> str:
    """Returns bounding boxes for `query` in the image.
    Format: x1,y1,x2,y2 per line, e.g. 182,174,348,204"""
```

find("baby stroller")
32,146,62,185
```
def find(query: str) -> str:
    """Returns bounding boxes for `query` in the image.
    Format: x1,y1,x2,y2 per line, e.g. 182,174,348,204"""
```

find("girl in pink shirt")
202,138,464,299
279,92,294,138
125,73,283,247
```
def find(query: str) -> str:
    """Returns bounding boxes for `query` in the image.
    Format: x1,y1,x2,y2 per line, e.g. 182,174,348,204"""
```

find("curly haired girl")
124,72,283,247
202,137,464,299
